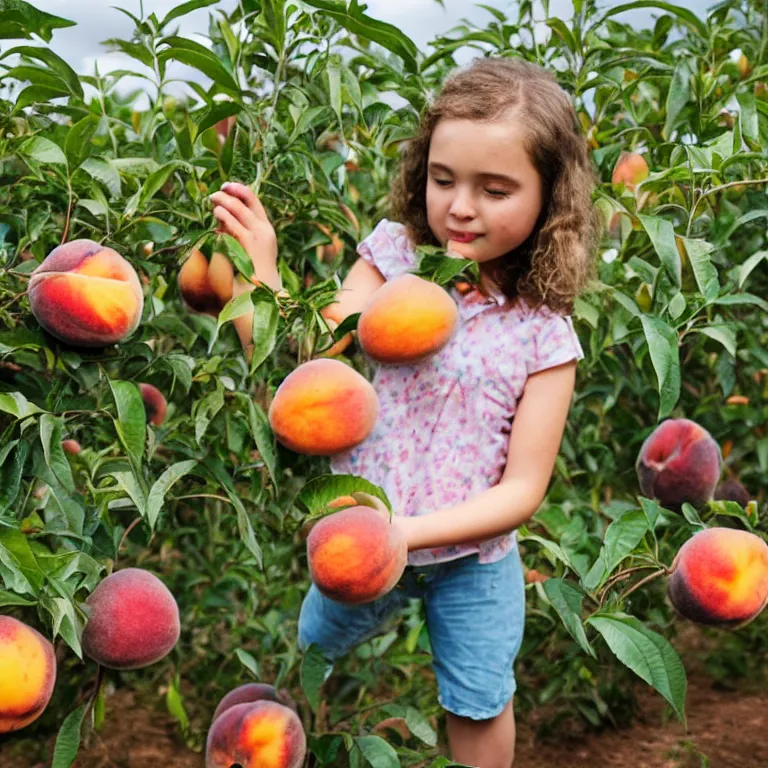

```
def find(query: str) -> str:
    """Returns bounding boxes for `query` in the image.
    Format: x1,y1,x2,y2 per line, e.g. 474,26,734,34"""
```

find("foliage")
0,0,767,763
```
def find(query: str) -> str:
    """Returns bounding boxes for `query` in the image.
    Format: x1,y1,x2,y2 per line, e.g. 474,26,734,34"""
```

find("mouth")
447,230,480,243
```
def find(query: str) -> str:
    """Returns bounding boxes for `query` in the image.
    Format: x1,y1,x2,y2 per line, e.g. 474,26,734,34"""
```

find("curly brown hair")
388,56,603,315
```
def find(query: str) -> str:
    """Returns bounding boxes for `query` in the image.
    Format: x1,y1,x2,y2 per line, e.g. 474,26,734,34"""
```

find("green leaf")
680,237,718,299
160,0,219,29
592,1,707,37
0,0,76,42
147,460,198,530
51,704,87,768
159,36,238,91
246,398,278,490
301,644,333,713
587,613,687,723
65,115,100,165
194,100,241,136
1,45,83,98
13,84,69,110
709,293,768,312
546,17,578,53
109,380,146,469
296,474,389,518
110,471,148,519
193,388,224,444
664,61,690,140
18,136,67,166
301,0,419,73
735,91,758,143
583,510,648,590
0,588,36,607
640,315,680,419
39,414,75,493
637,215,681,287
0,528,44,593
0,392,43,419
542,578,596,657
355,735,400,768
218,233,254,281
695,325,736,357
249,293,280,374
79,158,122,198
234,647,260,678
166,674,189,730
738,250,767,289
137,160,190,209
208,291,253,353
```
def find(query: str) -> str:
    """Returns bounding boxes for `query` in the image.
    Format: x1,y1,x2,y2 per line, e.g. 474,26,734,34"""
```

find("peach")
206,701,306,768
138,382,167,426
61,439,81,455
714,478,751,507
307,505,407,604
81,568,180,670
178,248,228,316
635,419,722,510
611,151,649,189
357,273,458,365
668,527,768,627
0,616,56,733
212,684,297,724
267,358,379,456
27,239,144,347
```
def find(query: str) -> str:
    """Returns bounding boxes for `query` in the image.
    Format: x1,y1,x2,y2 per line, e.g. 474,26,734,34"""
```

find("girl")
210,56,601,768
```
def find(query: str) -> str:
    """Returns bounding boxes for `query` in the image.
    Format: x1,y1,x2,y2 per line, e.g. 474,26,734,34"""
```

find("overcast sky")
6,0,721,109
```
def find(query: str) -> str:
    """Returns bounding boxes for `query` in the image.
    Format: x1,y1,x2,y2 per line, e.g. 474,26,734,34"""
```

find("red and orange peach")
267,358,379,456
611,151,649,189
28,239,144,347
668,527,768,627
206,700,306,768
307,504,407,604
0,616,56,733
357,273,458,365
178,248,234,316
138,383,167,426
212,683,298,724
81,568,180,670
636,419,722,510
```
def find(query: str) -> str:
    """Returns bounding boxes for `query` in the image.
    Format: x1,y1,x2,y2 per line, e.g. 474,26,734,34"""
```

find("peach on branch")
636,419,721,510
268,358,379,456
714,478,751,507
0,616,56,733
212,683,297,724
27,239,144,347
668,527,768,627
178,248,234,316
138,383,167,426
206,700,306,768
611,151,649,190
307,504,407,605
357,273,458,365
81,567,180,670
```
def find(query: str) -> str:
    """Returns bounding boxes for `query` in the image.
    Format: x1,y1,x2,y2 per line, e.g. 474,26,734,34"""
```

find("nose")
448,186,476,219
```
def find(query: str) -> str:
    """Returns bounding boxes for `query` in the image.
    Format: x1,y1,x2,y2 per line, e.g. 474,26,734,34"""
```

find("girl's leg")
423,550,526,768
445,698,516,768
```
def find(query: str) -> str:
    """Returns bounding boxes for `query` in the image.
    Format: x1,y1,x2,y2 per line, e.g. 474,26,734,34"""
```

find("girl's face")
426,116,544,273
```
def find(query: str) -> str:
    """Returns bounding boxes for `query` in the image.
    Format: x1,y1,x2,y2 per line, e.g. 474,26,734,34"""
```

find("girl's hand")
209,181,278,274
350,492,416,551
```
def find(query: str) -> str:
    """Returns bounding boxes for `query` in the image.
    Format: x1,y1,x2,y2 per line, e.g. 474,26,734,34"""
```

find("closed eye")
433,179,509,198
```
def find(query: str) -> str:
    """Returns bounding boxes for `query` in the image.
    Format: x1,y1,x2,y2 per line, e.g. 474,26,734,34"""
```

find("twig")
115,517,143,565
618,567,669,603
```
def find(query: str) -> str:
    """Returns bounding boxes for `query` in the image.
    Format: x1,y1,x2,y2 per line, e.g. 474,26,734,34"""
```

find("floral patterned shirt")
330,219,585,566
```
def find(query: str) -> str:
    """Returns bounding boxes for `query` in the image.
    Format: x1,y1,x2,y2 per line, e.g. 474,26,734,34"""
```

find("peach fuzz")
635,418,721,510
138,382,167,426
212,683,298,724
81,567,180,670
267,358,379,456
28,239,143,347
206,700,306,768
0,616,56,733
178,248,234,316
307,504,407,605
668,527,768,627
357,273,458,365
611,151,649,189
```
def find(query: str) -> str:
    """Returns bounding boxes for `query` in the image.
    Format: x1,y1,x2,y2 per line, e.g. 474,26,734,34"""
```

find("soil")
1,631,766,768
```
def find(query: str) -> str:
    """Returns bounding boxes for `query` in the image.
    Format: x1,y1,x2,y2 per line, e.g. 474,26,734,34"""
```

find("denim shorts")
297,548,526,720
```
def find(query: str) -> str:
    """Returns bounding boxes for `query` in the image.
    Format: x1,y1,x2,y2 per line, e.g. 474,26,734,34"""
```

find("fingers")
220,181,270,223
210,190,260,232
212,205,249,243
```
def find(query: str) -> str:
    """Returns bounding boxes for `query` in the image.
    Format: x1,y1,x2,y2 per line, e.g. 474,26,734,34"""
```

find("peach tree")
0,0,767,764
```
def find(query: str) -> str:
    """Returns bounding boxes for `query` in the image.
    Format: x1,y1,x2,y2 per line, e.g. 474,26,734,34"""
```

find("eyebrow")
427,162,521,186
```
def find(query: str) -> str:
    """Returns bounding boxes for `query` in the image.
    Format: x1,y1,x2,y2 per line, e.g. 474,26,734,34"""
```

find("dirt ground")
1,635,767,768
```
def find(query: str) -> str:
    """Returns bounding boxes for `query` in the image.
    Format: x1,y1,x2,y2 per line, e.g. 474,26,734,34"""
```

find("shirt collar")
452,280,507,321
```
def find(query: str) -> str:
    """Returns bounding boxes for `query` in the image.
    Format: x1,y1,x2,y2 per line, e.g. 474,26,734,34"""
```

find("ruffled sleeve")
528,310,585,375
356,219,418,281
